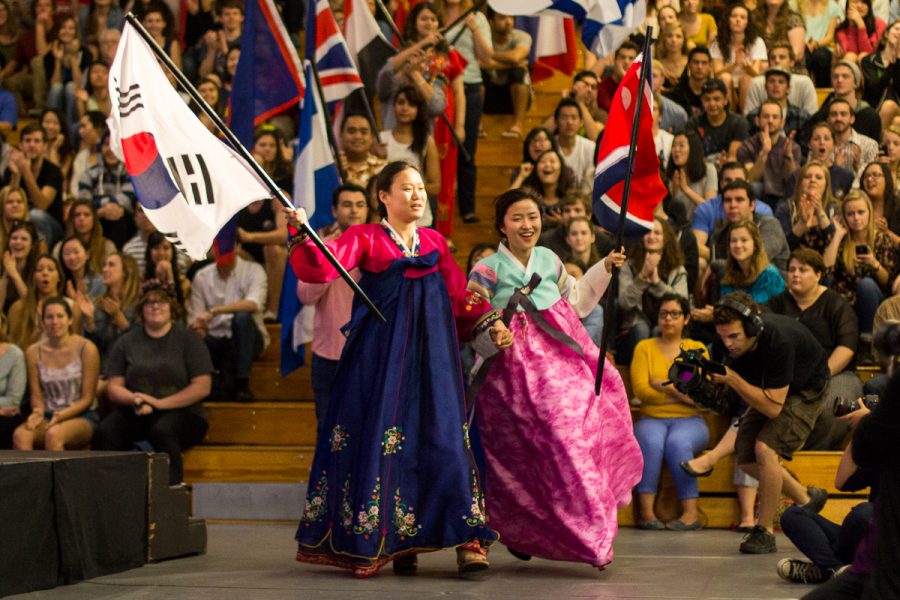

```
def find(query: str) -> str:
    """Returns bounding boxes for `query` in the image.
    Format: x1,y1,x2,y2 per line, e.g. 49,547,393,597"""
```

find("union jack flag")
306,0,364,108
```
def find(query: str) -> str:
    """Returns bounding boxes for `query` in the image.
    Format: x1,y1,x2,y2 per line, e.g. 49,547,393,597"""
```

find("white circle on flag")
621,88,632,111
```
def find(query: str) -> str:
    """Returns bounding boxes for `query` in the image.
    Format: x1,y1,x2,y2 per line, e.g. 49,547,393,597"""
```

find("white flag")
107,22,271,260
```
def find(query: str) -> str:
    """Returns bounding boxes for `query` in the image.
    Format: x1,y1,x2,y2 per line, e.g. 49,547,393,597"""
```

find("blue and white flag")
277,60,343,376
489,0,644,59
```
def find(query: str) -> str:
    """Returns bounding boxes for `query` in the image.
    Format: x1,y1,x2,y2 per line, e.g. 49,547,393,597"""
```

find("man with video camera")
712,292,832,554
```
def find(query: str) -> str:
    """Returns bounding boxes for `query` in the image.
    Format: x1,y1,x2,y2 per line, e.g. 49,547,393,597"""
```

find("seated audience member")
743,41,819,117
121,203,193,275
692,163,774,264
13,297,100,451
562,215,601,272
76,252,140,365
75,60,111,123
60,235,104,300
665,130,718,221
777,433,875,585
52,198,115,272
40,109,74,186
483,9,533,139
769,248,863,449
630,294,709,531
834,0,886,65
77,133,136,248
298,184,368,436
708,180,790,273
736,100,801,206
189,240,268,403
0,186,31,251
380,87,441,226
687,78,749,165
0,221,40,313
542,70,604,140
824,191,900,354
679,0,717,48
802,0,843,87
94,281,212,485
651,60,689,133
860,20,900,130
862,293,900,399
785,122,854,200
597,40,638,112
2,124,64,247
509,126,559,188
652,96,675,166
656,22,689,93
776,161,839,253
801,372,900,599
665,45,713,118
538,194,614,258
804,62,882,149
139,4,180,70
744,67,810,137
710,2,767,112
752,0,806,61
0,320,26,449
190,0,243,83
8,254,81,348
882,125,900,188
859,161,900,243
517,148,577,230
829,98,881,181
338,112,387,190
718,219,786,301
553,98,595,195
43,16,91,141
69,110,105,197
617,217,689,365
144,232,190,307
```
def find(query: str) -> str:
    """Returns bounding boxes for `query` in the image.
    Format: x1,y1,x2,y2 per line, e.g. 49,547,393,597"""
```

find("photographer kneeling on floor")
712,292,832,554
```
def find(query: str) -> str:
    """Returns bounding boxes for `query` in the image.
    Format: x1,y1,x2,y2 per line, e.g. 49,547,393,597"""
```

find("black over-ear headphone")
716,296,764,338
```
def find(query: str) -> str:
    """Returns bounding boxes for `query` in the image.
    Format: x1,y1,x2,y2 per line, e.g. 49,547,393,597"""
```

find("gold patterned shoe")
457,541,490,576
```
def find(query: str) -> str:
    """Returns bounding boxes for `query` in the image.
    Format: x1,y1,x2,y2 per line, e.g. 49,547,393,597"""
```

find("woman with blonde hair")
8,254,82,349
776,160,838,253
76,252,140,364
655,22,690,89
0,186,29,251
823,191,899,341
719,219,785,303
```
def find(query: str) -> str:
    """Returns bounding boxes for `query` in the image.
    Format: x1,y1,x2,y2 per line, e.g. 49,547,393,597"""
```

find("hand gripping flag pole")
594,27,655,395
122,13,386,323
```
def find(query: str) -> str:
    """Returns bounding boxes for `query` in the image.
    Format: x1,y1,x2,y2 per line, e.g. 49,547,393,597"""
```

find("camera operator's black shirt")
722,314,830,395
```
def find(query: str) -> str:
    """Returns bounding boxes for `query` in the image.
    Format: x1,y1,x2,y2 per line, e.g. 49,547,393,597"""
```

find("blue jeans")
634,416,709,499
580,304,604,348
47,80,76,134
456,83,482,218
311,353,340,438
854,277,883,334
781,502,873,574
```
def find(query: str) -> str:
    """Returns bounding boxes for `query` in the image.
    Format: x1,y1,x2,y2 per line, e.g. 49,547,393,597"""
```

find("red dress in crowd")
423,48,466,239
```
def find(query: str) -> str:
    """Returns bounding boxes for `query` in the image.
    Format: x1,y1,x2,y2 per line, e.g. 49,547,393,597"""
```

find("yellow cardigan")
630,337,707,419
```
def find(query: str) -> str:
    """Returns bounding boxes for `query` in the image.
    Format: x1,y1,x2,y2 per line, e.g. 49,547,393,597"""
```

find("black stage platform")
0,451,205,598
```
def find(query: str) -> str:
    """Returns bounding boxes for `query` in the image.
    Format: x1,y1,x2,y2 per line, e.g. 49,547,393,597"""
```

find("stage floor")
12,525,818,599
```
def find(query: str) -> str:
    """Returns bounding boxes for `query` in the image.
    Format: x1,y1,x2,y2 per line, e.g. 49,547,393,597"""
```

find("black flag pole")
594,27,655,395
121,13,386,323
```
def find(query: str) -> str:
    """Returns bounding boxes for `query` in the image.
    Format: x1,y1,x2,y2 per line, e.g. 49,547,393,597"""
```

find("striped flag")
307,0,364,107
592,51,666,238
343,0,397,91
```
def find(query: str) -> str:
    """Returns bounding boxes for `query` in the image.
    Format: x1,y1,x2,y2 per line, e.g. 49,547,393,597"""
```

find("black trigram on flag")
166,154,216,206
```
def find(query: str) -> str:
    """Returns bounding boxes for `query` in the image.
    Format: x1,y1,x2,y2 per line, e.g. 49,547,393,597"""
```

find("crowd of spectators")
0,0,897,588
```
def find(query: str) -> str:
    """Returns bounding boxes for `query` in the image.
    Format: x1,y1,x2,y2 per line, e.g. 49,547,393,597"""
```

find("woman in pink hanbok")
467,189,643,569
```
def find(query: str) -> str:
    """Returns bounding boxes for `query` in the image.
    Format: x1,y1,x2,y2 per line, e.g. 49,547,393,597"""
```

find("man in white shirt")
743,42,818,117
189,243,269,402
554,97,596,194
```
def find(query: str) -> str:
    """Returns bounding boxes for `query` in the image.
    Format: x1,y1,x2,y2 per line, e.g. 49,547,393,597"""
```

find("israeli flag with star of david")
107,22,271,260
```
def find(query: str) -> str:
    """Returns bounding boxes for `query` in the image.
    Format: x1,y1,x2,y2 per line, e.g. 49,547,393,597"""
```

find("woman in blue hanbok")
284,162,511,578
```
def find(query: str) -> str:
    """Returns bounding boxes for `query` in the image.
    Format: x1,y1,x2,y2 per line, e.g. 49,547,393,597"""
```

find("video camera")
666,347,737,417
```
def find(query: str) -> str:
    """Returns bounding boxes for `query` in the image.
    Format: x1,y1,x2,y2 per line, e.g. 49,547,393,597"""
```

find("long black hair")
403,2,449,52
393,86,431,158
716,3,759,58
837,0,877,36
521,127,559,164
144,231,185,306
521,149,577,200
666,131,707,183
